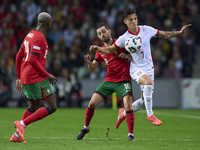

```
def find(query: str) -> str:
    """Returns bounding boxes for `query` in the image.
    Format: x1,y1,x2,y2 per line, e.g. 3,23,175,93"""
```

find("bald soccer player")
10,12,58,143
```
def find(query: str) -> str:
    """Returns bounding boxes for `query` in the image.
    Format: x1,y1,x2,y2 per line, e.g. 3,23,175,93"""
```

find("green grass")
0,108,200,150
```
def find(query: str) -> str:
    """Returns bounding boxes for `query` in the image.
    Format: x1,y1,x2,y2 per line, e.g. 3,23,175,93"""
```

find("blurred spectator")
70,72,83,107
68,0,86,25
80,13,96,41
162,59,183,78
63,22,77,48
48,21,62,44
99,0,118,28
0,57,12,107
77,62,90,79
56,67,72,107
19,0,37,26
37,0,52,14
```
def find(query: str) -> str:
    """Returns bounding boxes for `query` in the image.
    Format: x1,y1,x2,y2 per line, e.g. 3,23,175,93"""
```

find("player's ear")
123,19,127,24
108,29,111,34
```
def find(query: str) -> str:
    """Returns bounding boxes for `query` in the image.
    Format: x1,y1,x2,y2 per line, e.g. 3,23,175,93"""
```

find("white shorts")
130,67,154,92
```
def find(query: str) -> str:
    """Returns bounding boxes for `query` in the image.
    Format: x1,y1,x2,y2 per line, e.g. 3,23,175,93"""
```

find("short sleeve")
94,51,103,64
30,36,47,55
144,25,159,37
115,35,126,48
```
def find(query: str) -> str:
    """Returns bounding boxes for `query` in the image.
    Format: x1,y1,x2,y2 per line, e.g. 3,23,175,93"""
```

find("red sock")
21,109,33,120
126,110,135,134
84,107,94,126
23,107,49,126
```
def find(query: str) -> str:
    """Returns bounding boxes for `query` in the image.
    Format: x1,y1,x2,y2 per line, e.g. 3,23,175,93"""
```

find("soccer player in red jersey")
76,24,135,141
10,12,57,143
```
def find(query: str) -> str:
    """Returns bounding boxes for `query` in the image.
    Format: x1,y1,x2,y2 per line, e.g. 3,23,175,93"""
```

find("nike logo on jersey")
101,54,105,57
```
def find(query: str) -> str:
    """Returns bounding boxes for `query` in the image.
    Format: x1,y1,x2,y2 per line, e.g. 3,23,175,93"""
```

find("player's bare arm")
84,54,99,71
89,44,117,54
158,24,191,39
118,53,132,59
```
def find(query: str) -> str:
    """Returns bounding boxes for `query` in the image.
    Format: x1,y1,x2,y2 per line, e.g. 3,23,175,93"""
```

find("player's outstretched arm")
84,54,99,71
89,45,117,54
158,24,191,39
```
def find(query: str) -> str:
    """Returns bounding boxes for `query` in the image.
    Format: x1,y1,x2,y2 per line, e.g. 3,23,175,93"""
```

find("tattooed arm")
157,24,191,39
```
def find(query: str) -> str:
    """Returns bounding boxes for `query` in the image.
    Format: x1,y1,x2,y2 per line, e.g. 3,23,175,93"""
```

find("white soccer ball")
125,37,141,53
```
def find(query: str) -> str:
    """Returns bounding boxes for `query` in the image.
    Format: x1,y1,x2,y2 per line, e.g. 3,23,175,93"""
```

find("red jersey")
19,30,49,84
94,39,131,82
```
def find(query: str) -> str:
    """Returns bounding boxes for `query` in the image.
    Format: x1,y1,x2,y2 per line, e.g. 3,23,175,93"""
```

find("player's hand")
180,24,191,33
118,53,131,59
118,53,127,58
89,45,98,52
47,74,58,85
15,79,23,93
84,54,91,63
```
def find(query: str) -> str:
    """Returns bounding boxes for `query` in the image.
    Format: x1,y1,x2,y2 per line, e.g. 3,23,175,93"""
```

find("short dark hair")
123,8,136,19
95,23,110,31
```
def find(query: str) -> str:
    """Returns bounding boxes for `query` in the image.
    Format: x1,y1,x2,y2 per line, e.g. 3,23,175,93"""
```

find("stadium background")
0,0,200,108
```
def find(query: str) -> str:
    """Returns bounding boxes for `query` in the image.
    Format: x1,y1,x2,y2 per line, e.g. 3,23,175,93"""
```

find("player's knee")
143,79,153,85
88,101,96,109
48,104,57,114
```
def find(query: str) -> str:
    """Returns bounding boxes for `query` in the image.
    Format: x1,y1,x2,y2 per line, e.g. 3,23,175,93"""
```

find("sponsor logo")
33,46,41,50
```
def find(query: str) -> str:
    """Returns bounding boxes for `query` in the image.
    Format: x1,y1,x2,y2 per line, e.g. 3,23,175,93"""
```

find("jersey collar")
128,27,140,36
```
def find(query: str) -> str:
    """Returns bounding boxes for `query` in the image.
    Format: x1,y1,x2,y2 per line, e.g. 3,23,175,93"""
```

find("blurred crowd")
0,0,199,106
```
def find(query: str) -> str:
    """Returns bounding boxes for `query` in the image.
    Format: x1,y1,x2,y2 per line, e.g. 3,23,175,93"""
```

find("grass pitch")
0,108,200,150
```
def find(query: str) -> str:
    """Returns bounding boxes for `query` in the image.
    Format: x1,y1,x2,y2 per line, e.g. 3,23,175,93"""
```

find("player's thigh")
95,81,115,99
114,81,133,100
23,80,54,101
131,69,154,92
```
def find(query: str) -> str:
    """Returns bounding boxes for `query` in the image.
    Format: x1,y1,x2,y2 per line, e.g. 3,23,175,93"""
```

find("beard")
103,37,110,43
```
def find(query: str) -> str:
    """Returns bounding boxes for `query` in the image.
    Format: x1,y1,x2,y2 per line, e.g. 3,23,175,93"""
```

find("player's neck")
104,39,113,47
35,26,47,37
129,27,138,34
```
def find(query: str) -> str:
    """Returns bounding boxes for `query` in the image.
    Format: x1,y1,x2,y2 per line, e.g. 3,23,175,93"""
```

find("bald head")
37,12,52,31
38,12,52,22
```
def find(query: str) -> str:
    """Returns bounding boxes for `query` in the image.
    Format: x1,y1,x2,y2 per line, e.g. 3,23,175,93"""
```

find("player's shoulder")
139,25,156,31
117,31,129,40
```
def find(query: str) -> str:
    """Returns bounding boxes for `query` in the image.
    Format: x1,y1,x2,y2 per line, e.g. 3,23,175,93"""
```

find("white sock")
83,125,90,130
128,133,133,136
20,120,26,127
14,132,19,138
132,98,144,112
143,85,153,117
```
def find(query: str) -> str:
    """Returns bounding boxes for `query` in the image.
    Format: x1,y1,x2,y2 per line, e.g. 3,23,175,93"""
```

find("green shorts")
95,81,133,100
22,80,53,101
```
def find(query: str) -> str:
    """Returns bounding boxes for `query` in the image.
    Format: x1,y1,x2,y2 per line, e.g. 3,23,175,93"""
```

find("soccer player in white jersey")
90,8,191,127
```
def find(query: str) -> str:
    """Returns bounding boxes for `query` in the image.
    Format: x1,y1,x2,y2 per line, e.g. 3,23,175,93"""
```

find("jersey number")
24,40,29,61
140,51,144,58
124,83,131,90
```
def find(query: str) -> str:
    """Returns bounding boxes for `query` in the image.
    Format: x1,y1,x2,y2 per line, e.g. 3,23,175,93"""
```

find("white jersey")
114,25,159,70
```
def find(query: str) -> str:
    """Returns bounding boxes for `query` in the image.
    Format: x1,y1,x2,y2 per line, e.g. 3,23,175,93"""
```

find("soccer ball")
125,37,141,53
